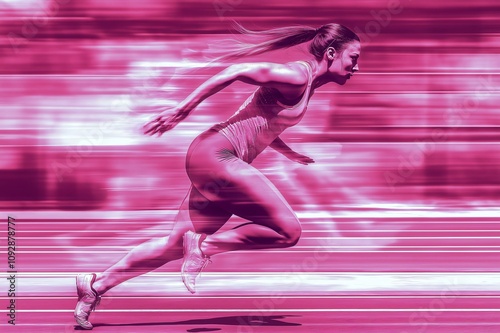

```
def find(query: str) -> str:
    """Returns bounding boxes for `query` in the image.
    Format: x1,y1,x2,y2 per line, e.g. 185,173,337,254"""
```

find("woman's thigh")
186,131,301,237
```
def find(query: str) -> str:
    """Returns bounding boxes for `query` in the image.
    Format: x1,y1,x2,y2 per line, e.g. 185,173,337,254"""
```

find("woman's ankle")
92,273,106,295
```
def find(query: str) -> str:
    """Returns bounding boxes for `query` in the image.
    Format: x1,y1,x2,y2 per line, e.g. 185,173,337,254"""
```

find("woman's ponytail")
211,21,318,62
210,21,359,62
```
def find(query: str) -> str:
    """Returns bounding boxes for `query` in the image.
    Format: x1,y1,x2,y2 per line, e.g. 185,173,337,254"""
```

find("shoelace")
197,256,212,279
89,293,101,312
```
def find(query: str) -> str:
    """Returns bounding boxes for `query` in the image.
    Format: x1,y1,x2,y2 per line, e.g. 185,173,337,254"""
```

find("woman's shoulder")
282,61,310,86
235,61,309,87
272,61,310,101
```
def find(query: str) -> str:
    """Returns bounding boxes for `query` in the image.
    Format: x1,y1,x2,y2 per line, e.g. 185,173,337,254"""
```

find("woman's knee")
279,218,302,247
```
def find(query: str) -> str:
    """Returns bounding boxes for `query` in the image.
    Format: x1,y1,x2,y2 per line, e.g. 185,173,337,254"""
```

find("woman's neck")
307,58,339,89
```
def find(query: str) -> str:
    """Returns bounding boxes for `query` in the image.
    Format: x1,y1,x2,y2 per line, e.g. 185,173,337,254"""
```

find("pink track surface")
1,0,500,332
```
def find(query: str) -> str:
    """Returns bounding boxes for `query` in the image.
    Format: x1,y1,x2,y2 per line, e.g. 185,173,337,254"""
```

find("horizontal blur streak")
1,1,500,331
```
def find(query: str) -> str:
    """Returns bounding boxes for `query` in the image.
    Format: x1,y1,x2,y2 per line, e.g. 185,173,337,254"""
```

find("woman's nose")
353,64,359,72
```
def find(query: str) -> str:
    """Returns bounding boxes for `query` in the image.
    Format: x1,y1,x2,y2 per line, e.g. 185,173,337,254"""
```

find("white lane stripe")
4,309,500,313
10,244,500,246
18,226,500,231
16,220,500,224
4,272,500,276
15,231,500,234
1,72,499,76
13,233,500,238
6,296,500,299
10,210,500,219
7,250,500,253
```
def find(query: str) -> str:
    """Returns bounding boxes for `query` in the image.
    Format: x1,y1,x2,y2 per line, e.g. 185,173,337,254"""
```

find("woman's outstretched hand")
285,151,315,165
143,110,184,136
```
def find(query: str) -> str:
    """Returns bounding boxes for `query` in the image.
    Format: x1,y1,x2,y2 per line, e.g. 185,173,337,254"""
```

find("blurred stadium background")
1,0,500,332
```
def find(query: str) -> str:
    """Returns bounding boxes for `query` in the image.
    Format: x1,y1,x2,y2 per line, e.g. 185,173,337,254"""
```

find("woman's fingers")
143,114,174,135
143,118,179,136
143,122,155,134
143,120,161,135
143,110,183,136
143,117,166,135
295,155,315,165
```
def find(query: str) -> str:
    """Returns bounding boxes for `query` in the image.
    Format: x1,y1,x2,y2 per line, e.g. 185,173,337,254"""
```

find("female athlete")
75,23,360,330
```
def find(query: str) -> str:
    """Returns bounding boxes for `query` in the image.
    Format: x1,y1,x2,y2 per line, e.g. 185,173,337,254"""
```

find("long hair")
212,21,360,62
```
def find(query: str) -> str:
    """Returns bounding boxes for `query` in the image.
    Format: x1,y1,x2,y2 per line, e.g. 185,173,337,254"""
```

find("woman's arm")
270,136,314,165
143,62,308,136
179,62,307,114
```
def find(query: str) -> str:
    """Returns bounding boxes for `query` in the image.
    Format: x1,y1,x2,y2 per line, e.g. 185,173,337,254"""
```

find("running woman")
75,23,360,330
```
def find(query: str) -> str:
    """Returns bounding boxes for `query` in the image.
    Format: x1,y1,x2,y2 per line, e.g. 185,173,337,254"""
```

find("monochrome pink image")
1,0,499,332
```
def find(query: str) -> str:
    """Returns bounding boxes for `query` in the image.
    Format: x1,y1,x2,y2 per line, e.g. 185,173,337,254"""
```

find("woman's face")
328,40,361,84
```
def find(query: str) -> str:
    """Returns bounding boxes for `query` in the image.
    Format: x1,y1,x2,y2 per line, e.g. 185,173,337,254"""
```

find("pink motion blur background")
1,0,500,332
1,0,499,211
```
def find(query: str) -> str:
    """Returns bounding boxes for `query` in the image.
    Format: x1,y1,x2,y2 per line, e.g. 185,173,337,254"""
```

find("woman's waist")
189,127,236,155
212,123,279,160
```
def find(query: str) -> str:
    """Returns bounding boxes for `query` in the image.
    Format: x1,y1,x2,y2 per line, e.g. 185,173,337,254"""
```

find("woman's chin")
332,74,351,85
336,78,348,85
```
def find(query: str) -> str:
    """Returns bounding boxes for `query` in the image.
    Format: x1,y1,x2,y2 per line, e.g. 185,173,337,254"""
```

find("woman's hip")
185,128,240,185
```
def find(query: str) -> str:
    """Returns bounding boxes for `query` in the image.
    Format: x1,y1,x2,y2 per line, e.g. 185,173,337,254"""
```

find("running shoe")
181,230,211,294
74,273,101,330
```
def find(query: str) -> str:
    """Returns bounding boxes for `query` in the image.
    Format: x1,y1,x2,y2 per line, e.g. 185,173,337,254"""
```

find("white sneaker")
181,230,211,294
74,273,101,330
